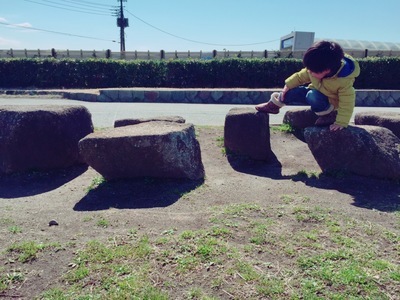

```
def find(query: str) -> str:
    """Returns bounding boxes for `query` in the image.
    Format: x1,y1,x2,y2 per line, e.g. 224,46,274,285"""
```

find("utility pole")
116,0,129,53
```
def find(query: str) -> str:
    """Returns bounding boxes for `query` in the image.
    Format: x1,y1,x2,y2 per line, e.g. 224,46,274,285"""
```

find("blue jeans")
283,86,331,113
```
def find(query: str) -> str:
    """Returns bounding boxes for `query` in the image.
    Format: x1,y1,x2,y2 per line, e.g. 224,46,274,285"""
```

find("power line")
24,0,113,16
0,21,117,43
62,0,113,8
125,9,279,47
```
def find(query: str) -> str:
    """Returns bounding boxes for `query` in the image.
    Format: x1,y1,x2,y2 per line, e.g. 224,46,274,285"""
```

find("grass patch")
96,218,110,228
8,225,22,234
0,271,24,293
270,123,295,133
86,175,106,192
6,241,61,262
293,169,320,180
1,202,397,299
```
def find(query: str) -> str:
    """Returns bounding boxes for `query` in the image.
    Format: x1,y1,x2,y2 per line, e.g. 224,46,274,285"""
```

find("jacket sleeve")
284,68,310,88
335,83,356,127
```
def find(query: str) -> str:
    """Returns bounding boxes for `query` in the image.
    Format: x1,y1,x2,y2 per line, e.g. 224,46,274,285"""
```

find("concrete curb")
1,88,400,107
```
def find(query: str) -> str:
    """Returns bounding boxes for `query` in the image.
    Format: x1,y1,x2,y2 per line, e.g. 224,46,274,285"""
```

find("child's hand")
330,123,344,131
281,85,289,101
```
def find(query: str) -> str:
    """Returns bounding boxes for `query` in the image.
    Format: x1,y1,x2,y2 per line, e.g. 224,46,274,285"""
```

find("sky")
1,0,400,52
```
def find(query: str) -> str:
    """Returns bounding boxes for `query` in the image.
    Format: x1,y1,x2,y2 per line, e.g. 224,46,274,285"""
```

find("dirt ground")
0,126,399,299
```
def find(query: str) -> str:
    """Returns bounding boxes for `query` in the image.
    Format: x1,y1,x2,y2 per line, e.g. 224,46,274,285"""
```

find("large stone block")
224,107,271,160
0,105,93,174
114,116,185,127
79,121,204,180
304,125,400,179
355,111,400,139
283,108,318,129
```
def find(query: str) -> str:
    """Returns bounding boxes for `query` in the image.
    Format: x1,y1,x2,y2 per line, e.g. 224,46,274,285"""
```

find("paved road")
0,97,398,128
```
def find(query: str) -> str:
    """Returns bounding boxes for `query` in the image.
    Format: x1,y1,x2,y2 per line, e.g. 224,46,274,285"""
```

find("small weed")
216,136,224,147
293,206,327,223
256,277,285,297
161,228,176,236
96,218,110,228
0,271,24,292
8,225,22,234
281,194,295,204
87,176,106,192
82,216,93,222
229,261,260,281
293,169,320,180
220,203,261,217
128,227,138,237
271,123,295,133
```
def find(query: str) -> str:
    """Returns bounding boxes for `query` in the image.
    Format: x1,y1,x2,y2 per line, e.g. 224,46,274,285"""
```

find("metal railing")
1,48,400,60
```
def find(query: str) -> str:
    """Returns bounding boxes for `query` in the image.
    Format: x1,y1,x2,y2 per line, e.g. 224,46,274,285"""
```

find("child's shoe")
255,92,285,114
314,110,337,126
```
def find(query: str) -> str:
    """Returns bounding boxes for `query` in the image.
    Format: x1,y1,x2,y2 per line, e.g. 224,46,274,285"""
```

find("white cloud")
6,22,34,31
13,22,33,29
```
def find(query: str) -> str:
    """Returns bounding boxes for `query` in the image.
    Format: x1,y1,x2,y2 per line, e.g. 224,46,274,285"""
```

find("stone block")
354,111,400,139
79,121,204,180
0,105,93,174
283,108,318,128
114,116,185,127
304,125,400,179
224,107,271,160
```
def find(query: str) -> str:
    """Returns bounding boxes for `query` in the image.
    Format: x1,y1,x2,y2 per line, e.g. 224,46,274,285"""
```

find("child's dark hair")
303,41,344,73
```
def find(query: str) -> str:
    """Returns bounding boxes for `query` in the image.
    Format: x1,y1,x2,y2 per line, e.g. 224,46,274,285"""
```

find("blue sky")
1,0,399,52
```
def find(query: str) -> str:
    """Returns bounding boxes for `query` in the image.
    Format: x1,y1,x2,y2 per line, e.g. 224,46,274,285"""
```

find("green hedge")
0,57,399,89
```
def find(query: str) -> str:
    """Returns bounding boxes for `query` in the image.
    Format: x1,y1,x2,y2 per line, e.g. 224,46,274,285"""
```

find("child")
256,40,360,131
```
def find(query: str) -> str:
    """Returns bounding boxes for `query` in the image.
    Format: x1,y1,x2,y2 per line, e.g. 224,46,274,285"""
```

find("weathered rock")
282,108,319,141
0,105,93,175
283,108,318,128
114,116,185,127
224,107,271,160
304,125,400,179
79,121,204,180
354,111,400,139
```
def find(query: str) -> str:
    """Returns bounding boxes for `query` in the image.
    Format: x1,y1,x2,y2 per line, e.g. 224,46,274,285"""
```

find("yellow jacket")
285,54,360,127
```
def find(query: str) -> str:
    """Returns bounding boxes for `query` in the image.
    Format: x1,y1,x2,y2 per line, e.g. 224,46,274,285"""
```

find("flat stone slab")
224,107,272,160
114,115,185,127
0,105,93,174
79,121,205,180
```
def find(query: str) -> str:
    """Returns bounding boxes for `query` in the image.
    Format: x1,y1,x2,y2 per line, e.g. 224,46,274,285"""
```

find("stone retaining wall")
2,88,400,107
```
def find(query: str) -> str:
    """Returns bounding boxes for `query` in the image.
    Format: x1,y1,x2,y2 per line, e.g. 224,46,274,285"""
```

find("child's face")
308,69,331,79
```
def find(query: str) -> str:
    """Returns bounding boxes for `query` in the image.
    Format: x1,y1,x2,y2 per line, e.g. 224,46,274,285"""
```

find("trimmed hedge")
0,57,399,89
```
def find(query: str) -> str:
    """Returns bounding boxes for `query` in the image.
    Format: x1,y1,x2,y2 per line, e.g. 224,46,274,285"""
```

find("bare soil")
0,126,399,299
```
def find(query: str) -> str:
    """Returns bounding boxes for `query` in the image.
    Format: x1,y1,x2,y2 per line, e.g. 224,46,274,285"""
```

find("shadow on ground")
294,173,400,213
226,151,290,180
227,152,399,213
0,165,88,198
74,177,204,211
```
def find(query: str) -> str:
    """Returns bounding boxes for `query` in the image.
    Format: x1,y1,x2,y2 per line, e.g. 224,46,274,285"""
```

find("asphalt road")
0,97,399,128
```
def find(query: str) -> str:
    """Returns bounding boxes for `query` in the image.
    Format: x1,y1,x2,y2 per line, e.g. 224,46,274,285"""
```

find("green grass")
96,218,110,228
1,201,399,299
86,175,106,192
8,225,22,234
6,241,61,263
270,123,295,133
